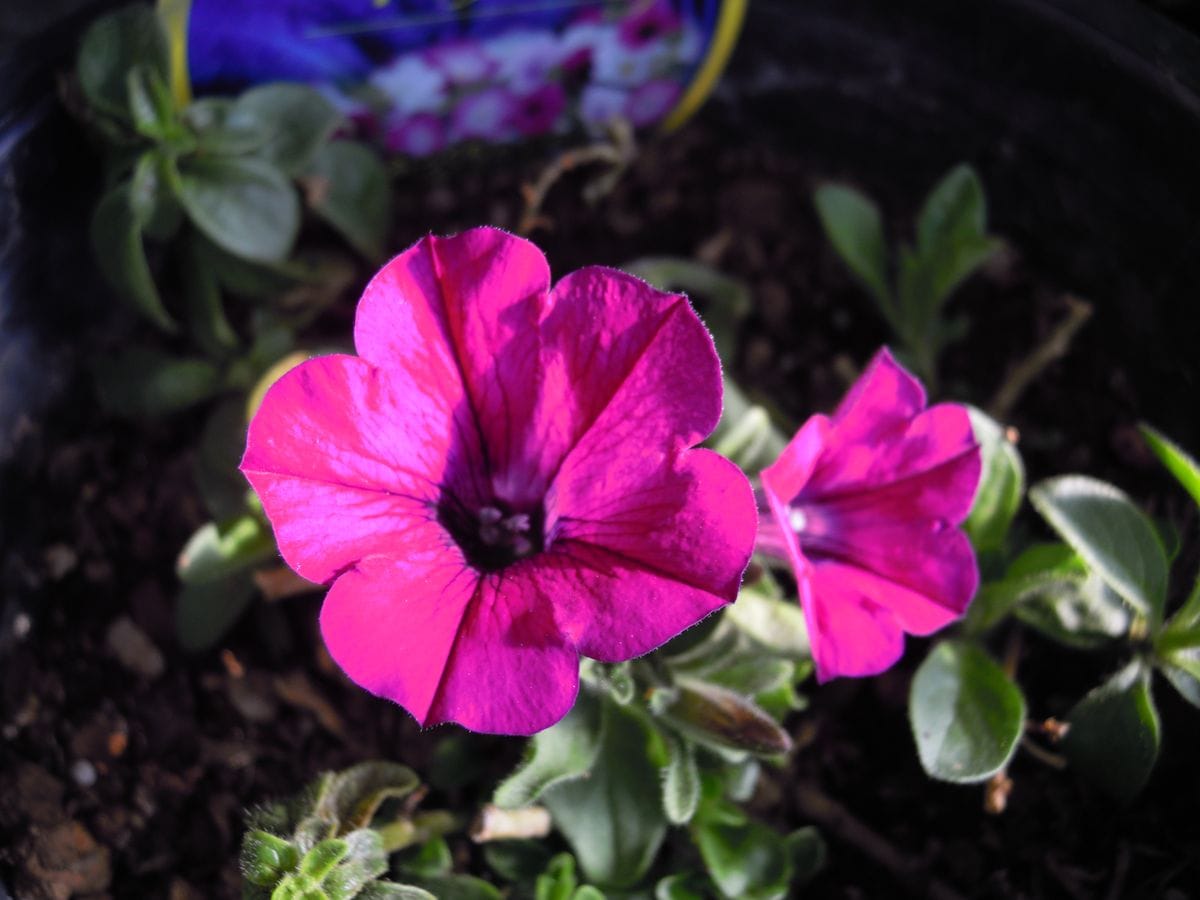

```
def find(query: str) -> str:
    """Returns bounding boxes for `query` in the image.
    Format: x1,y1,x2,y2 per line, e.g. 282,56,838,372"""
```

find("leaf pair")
814,164,1003,389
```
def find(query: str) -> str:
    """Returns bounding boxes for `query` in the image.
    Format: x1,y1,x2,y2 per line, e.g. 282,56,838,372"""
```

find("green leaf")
916,164,987,256
1140,423,1200,511
1029,475,1169,627
77,5,170,119
173,156,300,263
543,701,668,889
177,515,275,585
322,830,388,899
357,885,437,900
1063,662,1160,802
185,97,269,155
315,762,422,832
181,234,239,357
300,838,349,881
175,569,257,651
130,152,183,241
483,840,554,884
659,678,791,757
964,406,1024,553
661,734,701,825
193,399,252,522
813,183,892,313
535,853,578,900
786,827,826,887
242,831,301,887
304,141,392,261
126,64,176,141
692,799,795,900
1013,569,1131,649
725,582,811,660
913,164,1000,310
909,641,1026,783
1157,647,1200,709
394,837,452,879
493,691,603,808
655,873,708,900
407,875,502,900
91,184,177,333
93,347,221,417
229,83,342,175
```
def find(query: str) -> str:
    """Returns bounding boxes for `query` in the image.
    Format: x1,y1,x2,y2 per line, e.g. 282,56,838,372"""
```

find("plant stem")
987,295,1092,421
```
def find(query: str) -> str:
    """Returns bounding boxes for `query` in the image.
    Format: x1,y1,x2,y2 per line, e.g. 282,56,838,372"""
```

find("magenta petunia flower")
760,349,981,682
241,228,756,734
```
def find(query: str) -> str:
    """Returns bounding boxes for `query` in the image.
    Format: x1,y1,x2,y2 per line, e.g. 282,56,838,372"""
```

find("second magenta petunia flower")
760,349,982,682
241,227,756,735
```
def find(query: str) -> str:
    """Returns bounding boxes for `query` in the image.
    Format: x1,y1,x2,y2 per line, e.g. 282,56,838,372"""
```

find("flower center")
438,495,545,572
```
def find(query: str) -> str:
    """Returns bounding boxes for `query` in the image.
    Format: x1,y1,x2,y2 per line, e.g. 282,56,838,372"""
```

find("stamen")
789,507,808,533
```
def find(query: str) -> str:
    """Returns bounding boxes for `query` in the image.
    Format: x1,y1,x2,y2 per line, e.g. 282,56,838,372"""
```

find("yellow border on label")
158,0,193,108
660,0,749,133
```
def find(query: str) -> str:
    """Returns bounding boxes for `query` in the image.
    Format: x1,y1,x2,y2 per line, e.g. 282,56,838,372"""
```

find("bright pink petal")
804,520,978,619
353,228,550,505
424,567,580,734
521,267,722,502
242,355,476,582
819,348,926,488
319,548,476,726
543,449,756,659
814,560,967,638
812,404,979,515
322,556,579,734
760,414,829,506
805,564,906,681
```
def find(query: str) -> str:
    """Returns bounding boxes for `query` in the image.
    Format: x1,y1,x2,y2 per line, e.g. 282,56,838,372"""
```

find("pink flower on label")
242,228,756,734
618,0,683,49
760,348,981,682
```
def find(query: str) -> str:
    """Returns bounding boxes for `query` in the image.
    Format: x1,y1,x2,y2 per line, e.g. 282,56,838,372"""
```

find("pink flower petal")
319,548,476,726
540,271,723,486
813,559,969,637
805,564,906,681
812,404,979,511
760,414,829,507
820,348,926,484
242,354,475,582
322,554,581,735
424,567,580,734
354,229,551,507
544,449,755,659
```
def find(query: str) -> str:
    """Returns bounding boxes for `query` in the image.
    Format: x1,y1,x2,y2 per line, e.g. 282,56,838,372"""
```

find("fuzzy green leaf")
909,641,1025,783
661,734,701,825
1030,475,1169,627
493,691,603,808
543,701,668,889
1063,662,1160,802
964,406,1024,553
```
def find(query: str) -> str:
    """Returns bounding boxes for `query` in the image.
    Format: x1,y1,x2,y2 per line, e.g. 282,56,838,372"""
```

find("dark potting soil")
1,111,1197,898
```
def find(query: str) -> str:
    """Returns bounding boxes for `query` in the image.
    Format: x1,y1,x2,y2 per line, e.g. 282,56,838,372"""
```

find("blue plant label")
184,1,745,155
